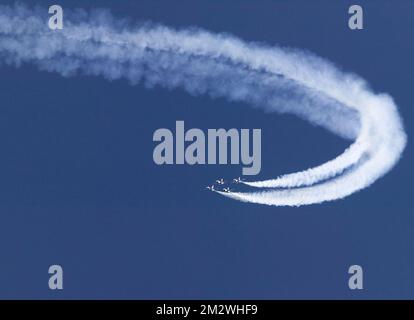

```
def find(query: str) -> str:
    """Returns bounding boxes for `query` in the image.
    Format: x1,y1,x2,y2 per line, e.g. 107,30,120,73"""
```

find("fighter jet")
215,179,224,185
223,187,231,193
206,185,215,191
232,177,242,183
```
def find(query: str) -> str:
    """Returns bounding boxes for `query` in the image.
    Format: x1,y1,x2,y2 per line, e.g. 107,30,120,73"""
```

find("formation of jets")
207,177,243,193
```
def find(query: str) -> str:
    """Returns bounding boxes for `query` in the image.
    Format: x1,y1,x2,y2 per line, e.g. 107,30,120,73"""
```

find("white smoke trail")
0,4,406,206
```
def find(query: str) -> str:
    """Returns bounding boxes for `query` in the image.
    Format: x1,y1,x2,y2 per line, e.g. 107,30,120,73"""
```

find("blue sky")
0,0,413,299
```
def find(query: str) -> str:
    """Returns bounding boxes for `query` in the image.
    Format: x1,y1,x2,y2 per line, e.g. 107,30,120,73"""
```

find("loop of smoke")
0,5,407,206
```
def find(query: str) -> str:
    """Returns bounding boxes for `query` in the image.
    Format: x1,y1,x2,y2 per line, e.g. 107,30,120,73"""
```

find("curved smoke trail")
0,5,407,206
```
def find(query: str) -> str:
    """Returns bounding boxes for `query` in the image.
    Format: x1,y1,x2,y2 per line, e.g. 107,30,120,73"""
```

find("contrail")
0,4,407,206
